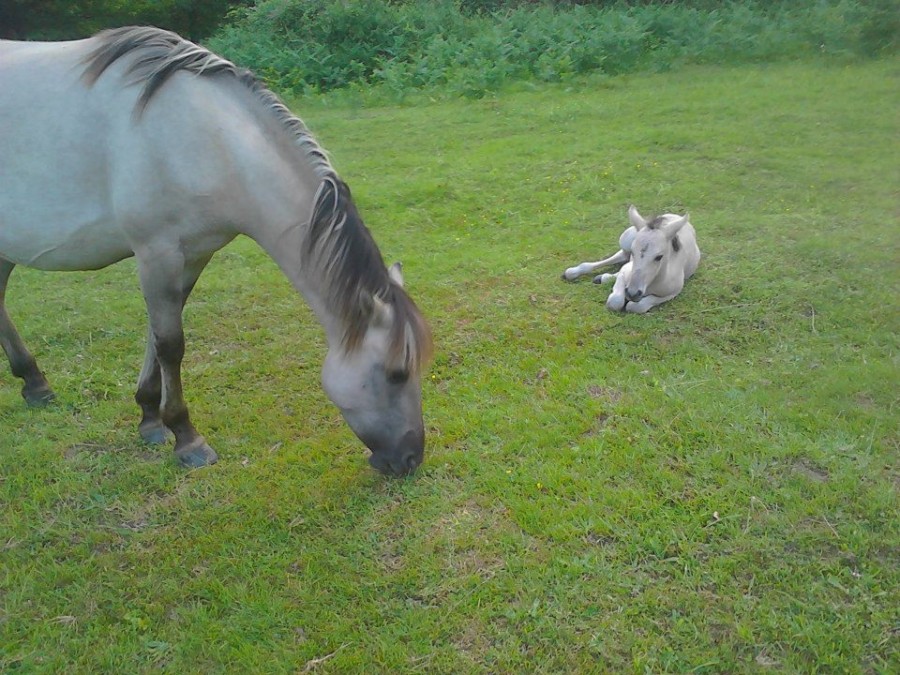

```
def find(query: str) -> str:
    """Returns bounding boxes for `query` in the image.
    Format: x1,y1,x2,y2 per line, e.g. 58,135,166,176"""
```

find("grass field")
1,59,898,672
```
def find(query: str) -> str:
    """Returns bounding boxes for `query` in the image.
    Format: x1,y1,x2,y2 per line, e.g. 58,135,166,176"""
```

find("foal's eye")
387,369,409,385
654,254,664,262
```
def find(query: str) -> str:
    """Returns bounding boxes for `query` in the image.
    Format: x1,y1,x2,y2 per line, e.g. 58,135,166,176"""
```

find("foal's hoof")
175,439,218,469
139,422,168,445
23,387,55,407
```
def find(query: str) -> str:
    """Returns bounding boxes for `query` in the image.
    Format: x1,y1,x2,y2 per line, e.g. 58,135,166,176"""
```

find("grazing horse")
563,205,700,313
0,27,432,475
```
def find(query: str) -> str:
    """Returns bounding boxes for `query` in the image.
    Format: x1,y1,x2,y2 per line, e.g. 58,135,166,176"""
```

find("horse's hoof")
139,423,168,445
23,388,55,407
175,439,218,469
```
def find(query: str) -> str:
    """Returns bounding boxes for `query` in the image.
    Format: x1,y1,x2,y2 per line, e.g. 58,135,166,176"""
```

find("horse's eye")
654,254,664,262
387,369,409,385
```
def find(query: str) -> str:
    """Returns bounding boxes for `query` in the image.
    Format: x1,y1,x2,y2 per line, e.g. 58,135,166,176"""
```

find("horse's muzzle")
625,288,644,302
366,429,424,477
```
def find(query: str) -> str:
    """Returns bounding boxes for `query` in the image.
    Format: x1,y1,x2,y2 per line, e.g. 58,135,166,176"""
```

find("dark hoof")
23,387,55,407
139,423,168,445
175,439,218,469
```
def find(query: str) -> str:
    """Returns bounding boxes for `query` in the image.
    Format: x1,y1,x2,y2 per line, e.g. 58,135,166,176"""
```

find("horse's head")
625,205,690,302
320,263,432,477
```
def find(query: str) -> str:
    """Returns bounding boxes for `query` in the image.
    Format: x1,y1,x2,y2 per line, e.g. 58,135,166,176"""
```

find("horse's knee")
153,333,184,364
606,293,625,312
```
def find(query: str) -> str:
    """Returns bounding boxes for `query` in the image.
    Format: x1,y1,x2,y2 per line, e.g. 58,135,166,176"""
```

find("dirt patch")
376,497,537,578
792,459,829,483
63,442,120,459
587,385,622,403
451,619,492,667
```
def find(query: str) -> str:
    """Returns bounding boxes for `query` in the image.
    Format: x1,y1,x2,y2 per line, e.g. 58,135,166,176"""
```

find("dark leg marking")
0,261,55,406
136,254,217,467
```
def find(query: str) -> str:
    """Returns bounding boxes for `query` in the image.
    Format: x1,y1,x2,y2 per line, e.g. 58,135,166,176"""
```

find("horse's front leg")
136,253,216,468
135,327,166,444
135,257,210,447
625,292,679,314
605,262,631,312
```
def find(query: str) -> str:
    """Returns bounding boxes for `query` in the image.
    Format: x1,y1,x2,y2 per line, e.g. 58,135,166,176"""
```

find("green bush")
207,1,897,98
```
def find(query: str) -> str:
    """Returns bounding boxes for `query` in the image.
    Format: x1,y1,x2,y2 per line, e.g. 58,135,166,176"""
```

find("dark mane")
83,26,432,372
303,175,432,373
647,214,682,252
81,26,330,169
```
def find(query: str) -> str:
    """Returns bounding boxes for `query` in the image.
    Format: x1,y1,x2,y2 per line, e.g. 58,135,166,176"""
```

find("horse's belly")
0,219,133,271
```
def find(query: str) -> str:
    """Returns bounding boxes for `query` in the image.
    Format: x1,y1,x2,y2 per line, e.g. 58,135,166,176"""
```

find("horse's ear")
369,293,393,329
662,214,689,239
628,205,648,230
388,261,404,287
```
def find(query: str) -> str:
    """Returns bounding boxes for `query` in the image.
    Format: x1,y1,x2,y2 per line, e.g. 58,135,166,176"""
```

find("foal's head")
625,205,690,302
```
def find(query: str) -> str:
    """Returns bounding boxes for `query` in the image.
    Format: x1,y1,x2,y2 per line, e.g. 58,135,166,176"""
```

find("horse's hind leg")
135,252,215,467
562,249,630,282
0,261,55,406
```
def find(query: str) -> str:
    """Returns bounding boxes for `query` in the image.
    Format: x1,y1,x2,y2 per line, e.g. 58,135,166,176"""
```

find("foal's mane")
82,26,432,373
646,215,681,252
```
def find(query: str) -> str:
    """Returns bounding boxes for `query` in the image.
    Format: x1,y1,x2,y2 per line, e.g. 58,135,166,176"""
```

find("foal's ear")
628,205,648,230
388,261,405,287
662,214,689,239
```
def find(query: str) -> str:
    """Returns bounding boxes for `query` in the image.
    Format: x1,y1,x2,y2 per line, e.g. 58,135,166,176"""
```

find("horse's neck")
235,162,343,344
209,87,345,344
248,203,345,345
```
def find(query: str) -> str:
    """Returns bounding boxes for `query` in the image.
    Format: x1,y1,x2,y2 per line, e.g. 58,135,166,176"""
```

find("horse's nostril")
403,452,421,472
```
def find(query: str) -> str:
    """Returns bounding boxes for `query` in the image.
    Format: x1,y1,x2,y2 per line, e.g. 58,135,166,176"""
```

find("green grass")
2,59,898,672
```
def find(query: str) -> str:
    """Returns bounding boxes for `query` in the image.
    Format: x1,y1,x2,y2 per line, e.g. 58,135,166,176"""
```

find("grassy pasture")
1,60,898,672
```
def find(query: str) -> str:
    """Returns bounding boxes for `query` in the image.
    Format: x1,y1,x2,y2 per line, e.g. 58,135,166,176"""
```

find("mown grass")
1,59,898,672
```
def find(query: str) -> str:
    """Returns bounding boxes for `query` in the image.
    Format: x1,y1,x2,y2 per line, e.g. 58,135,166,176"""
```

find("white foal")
563,205,700,313
606,206,700,313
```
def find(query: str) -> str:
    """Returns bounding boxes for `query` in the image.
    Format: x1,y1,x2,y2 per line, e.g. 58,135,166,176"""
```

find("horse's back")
680,223,701,280
0,35,248,271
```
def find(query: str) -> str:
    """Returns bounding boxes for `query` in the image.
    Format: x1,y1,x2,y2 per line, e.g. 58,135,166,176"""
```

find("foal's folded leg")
605,263,630,312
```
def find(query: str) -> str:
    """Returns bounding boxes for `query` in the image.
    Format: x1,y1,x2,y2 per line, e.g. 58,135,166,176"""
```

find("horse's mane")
304,176,432,373
82,26,331,171
82,26,432,373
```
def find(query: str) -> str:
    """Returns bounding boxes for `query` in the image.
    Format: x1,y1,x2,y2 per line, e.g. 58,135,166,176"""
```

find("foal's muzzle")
625,288,644,302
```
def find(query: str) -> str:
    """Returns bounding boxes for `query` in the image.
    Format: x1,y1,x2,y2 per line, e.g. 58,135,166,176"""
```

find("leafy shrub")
207,1,896,98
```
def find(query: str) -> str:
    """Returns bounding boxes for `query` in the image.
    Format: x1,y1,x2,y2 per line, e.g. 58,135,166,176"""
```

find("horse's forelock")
386,285,433,376
647,216,668,230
